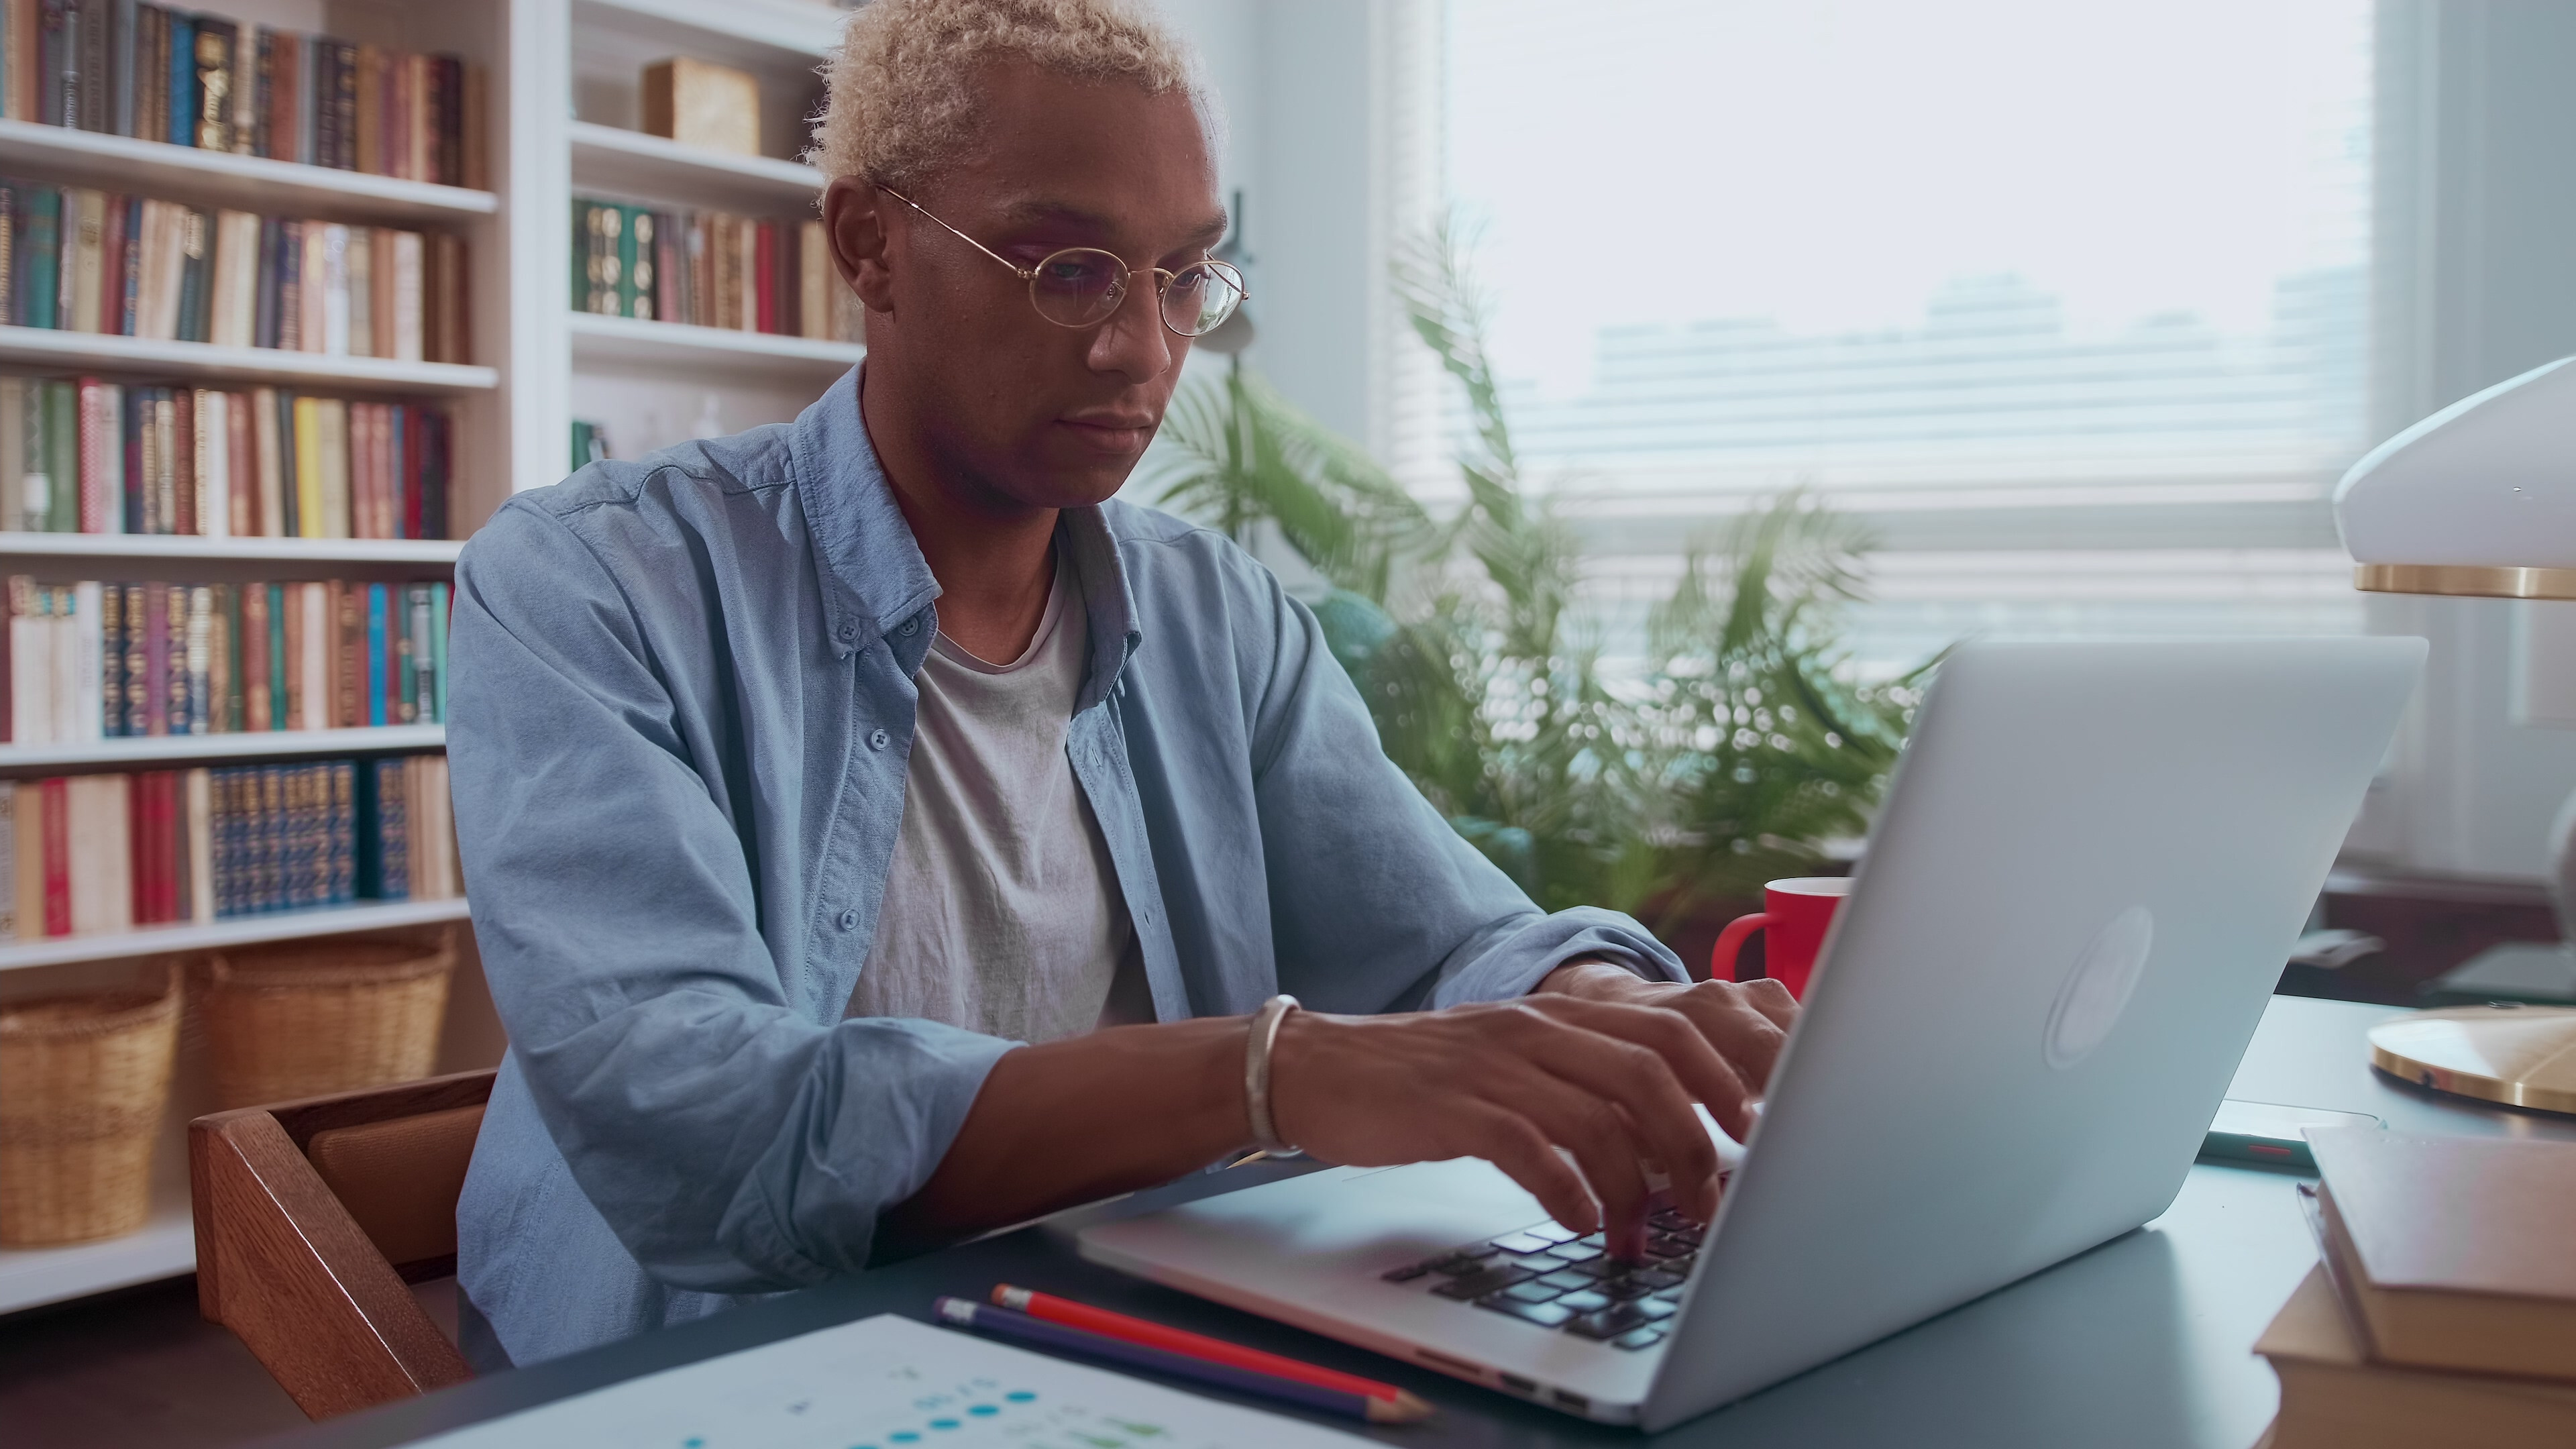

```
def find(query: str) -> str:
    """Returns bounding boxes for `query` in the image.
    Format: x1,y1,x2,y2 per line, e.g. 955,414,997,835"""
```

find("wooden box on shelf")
642,58,763,157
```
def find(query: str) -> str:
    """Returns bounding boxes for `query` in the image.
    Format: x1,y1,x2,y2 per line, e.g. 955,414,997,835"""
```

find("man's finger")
1468,1108,1599,1236
1508,1022,1721,1224
1497,1069,1657,1259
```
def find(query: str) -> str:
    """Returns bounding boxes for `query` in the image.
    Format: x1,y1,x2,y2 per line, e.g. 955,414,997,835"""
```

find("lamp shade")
2335,355,2576,599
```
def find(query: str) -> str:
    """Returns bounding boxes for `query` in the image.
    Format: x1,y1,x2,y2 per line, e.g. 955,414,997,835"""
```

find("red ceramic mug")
1709,876,1853,1000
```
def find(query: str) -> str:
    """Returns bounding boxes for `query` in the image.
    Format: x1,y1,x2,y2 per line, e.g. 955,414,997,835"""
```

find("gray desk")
270,998,2576,1448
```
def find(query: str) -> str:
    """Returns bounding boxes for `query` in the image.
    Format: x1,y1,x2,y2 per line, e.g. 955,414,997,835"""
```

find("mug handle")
1710,912,1772,983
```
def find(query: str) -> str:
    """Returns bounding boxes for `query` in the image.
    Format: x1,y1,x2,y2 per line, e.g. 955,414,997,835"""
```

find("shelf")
573,0,845,64
0,327,499,395
570,311,863,382
570,121,825,213
0,533,463,566
0,726,444,773
0,1197,196,1316
0,898,470,973
0,119,499,228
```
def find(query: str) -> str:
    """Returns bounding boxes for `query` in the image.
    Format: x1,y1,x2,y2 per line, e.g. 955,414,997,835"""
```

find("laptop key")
1503,1281,1566,1305
1636,1269,1684,1291
1510,1252,1570,1274
1493,1232,1557,1254
1527,1224,1581,1244
1537,1269,1595,1291
1565,1304,1654,1340
1432,1265,1534,1300
1611,1327,1667,1351
1599,1277,1658,1301
1635,1298,1678,1321
1380,1263,1431,1283
1556,1289,1612,1314
1549,1241,1603,1264
1478,1297,1576,1328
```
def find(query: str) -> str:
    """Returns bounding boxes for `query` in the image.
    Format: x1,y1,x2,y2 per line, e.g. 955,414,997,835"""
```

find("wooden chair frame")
191,1069,494,1419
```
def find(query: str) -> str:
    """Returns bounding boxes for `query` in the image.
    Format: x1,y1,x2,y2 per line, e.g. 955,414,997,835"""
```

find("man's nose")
1087,271,1177,383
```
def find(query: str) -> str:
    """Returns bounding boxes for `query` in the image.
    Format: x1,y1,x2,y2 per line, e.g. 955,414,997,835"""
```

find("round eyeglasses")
880,185,1248,339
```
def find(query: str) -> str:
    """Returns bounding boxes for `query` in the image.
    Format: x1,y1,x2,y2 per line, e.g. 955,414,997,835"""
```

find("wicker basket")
0,969,182,1246
199,933,455,1110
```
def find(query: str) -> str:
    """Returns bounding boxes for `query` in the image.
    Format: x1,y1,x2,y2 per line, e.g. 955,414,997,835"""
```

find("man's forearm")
876,1016,1254,1252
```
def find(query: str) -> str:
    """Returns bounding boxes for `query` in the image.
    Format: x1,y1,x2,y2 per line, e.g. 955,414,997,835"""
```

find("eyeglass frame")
876,184,1248,339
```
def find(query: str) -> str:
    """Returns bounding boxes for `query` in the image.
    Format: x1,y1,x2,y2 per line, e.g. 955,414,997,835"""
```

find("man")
448,0,1796,1368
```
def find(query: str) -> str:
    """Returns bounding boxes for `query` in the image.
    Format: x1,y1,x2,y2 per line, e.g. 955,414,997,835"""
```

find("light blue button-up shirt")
447,370,1687,1364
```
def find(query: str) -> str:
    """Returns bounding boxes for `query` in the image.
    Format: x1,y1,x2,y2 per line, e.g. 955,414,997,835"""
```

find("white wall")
2359,0,2576,881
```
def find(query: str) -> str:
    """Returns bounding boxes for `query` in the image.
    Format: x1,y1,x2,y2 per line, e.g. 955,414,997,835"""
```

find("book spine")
39,775,66,936
0,782,15,940
118,580,142,735
43,378,74,531
428,580,448,723
241,575,266,729
263,580,282,731
185,766,209,920
328,759,352,902
161,8,187,145
96,574,119,737
70,578,98,741
365,582,385,727
191,15,228,150
333,578,356,727
407,584,432,726
162,576,186,732
168,382,191,533
219,578,239,731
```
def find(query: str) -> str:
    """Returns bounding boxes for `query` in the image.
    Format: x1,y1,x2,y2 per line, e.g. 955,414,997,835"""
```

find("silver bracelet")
1244,994,1302,1157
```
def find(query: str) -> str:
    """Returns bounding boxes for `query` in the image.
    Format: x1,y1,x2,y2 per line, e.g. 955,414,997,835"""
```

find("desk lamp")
2337,354,2576,1114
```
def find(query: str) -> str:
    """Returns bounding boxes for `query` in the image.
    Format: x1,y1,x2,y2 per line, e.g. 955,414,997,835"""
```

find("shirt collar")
790,367,1144,709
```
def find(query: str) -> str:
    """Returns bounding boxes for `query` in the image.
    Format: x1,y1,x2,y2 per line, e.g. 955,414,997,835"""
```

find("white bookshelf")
0,725,444,772
570,311,863,381
0,1195,197,1316
0,327,499,395
570,121,824,213
2,0,854,1313
0,119,498,228
0,533,463,566
0,898,472,974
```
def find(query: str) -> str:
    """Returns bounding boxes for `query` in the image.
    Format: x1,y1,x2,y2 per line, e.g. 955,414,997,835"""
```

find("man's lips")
1057,414,1158,451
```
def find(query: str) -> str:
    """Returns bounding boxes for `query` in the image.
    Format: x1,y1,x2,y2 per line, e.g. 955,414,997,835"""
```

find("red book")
100,195,127,333
400,406,424,541
152,773,179,922
755,221,777,333
40,777,70,937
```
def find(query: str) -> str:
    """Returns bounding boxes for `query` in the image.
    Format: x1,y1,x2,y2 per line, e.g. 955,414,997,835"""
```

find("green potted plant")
1150,221,1923,965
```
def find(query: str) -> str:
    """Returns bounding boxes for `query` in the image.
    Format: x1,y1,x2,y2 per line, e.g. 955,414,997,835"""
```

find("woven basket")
0,969,182,1246
199,933,455,1110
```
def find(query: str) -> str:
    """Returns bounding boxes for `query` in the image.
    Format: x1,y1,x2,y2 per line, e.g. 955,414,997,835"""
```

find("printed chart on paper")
413,1312,1369,1449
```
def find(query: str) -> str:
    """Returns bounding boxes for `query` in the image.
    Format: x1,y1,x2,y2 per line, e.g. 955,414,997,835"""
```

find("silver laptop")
1079,637,2424,1430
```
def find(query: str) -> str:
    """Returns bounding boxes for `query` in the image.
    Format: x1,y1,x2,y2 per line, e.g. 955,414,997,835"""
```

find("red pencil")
989,1285,1428,1413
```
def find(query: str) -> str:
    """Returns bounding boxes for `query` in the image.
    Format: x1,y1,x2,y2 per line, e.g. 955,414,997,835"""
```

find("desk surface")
274,998,2576,1449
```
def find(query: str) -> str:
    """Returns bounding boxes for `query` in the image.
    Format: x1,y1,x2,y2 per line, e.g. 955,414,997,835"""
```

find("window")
1423,0,2377,673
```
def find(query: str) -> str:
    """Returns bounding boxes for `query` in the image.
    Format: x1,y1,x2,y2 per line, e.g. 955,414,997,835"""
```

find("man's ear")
823,176,897,316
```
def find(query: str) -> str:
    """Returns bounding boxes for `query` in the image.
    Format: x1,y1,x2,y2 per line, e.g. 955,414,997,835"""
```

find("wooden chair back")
190,1069,495,1419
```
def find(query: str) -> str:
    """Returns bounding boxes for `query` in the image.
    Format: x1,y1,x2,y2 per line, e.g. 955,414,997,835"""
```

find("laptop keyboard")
1377,1204,1704,1350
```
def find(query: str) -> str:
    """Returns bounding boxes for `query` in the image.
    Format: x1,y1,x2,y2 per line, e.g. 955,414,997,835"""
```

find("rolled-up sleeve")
1239,565,1689,1012
448,500,1013,1295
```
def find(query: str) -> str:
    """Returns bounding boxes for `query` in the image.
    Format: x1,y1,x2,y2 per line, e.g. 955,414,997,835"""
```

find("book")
2261,1263,2576,1449
0,780,14,938
2306,1128,2576,1383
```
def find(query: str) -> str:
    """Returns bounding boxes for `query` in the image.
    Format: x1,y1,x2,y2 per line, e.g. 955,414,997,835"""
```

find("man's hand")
1265,975,1795,1260
1536,959,1801,1117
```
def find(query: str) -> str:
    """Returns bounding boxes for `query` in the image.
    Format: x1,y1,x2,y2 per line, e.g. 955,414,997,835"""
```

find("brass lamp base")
2354,564,2576,601
2369,1005,2576,1116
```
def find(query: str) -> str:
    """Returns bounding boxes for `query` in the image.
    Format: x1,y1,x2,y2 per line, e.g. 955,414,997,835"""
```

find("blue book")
427,582,449,724
366,584,388,727
328,761,356,904
166,13,195,148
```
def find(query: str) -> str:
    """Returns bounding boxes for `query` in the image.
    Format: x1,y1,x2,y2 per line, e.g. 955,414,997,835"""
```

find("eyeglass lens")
1028,249,1244,337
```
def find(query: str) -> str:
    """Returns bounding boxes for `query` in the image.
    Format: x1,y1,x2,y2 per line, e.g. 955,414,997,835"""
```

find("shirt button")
900,616,920,637
838,909,859,931
836,622,856,643
867,727,891,751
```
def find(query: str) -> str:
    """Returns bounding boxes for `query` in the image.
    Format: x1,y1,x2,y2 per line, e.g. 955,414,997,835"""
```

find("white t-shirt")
845,559,1152,1042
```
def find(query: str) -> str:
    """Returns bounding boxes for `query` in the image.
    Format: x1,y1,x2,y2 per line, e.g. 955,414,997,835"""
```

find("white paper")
415,1313,1371,1449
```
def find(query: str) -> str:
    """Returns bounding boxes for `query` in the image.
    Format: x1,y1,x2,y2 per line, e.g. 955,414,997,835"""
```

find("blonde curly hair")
808,0,1218,191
